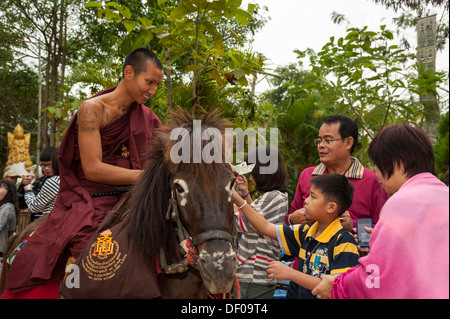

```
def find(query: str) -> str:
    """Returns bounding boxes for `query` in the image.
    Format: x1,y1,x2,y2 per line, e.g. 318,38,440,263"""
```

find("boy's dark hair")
369,123,436,179
40,147,55,162
245,145,288,193
322,115,359,154
122,48,163,78
309,174,354,216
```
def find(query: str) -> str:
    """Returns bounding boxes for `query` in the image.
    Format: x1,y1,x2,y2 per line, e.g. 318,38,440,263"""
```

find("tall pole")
36,39,42,177
417,15,439,144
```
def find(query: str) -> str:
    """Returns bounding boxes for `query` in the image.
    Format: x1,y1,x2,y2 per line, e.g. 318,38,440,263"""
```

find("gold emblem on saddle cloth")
92,229,115,260
82,228,127,281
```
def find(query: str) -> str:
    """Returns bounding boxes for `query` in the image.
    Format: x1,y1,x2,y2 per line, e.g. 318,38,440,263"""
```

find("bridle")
159,182,236,275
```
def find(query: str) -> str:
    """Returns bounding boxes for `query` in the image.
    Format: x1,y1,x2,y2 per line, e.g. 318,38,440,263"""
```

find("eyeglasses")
313,137,344,146
40,162,52,168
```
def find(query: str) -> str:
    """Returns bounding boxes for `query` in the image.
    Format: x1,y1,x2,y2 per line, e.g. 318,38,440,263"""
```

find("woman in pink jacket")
312,123,449,299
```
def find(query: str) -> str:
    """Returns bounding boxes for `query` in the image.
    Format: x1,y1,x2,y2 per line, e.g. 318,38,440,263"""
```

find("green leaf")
123,20,139,33
230,29,242,43
234,68,245,79
133,30,154,49
85,1,102,8
208,70,226,87
104,9,122,22
186,64,204,72
228,0,242,9
119,6,132,19
170,5,190,19
237,76,248,86
157,0,170,5
105,1,120,7
234,9,251,26
138,16,153,27
214,39,225,55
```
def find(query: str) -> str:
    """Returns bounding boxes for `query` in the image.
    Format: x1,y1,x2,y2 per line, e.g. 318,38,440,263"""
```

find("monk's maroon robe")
5,88,162,293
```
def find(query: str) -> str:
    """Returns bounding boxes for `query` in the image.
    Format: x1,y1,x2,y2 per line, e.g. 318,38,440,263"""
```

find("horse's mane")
126,109,229,265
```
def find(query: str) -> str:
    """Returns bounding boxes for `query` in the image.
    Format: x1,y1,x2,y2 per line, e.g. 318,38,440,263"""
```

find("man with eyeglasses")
287,115,388,229
17,147,56,221
284,115,388,299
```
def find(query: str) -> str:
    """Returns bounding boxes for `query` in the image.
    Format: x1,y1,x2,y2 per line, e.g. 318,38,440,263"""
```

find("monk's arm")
77,102,142,185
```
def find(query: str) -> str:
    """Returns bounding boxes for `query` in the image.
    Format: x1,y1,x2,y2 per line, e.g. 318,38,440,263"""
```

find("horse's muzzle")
197,241,237,295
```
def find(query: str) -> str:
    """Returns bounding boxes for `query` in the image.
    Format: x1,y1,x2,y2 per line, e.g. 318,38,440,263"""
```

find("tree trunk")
165,48,173,111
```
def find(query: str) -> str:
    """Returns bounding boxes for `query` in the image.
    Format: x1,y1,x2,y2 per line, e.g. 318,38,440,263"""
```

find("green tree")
434,112,449,181
86,0,266,115
1,0,90,148
294,25,446,165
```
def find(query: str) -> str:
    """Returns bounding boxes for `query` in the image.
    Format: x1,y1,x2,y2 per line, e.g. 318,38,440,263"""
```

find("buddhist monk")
2,48,164,298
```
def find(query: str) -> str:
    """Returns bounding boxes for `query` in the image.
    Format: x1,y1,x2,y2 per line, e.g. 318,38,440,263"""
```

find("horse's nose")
197,241,237,294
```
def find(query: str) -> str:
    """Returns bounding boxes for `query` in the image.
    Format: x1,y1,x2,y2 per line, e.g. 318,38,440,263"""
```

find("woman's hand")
311,275,336,299
353,226,373,254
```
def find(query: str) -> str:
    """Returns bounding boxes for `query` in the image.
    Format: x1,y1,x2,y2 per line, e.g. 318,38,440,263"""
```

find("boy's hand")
235,175,249,195
267,261,293,281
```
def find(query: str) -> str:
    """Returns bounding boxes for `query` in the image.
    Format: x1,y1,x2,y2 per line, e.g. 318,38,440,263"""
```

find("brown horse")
125,110,238,298
1,110,238,299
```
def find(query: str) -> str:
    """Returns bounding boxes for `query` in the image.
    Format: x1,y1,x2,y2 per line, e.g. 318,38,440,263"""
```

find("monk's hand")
311,275,335,300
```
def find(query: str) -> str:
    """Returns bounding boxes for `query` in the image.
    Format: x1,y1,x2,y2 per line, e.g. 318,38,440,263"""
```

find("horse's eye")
175,183,185,193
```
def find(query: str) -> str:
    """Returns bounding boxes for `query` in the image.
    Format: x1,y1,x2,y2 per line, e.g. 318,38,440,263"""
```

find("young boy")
232,174,360,299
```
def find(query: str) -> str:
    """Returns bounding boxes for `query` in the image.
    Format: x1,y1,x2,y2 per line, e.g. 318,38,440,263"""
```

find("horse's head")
170,164,237,294
127,110,237,295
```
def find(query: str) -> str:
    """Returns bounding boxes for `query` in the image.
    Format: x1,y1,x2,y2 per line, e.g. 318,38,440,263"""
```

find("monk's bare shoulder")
77,99,104,133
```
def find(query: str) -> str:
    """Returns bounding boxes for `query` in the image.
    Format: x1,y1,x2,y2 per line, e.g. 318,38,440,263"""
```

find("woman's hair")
0,179,20,216
369,123,436,179
245,145,288,193
40,147,55,162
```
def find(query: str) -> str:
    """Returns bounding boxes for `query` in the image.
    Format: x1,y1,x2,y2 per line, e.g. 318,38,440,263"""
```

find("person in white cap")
2,170,21,186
